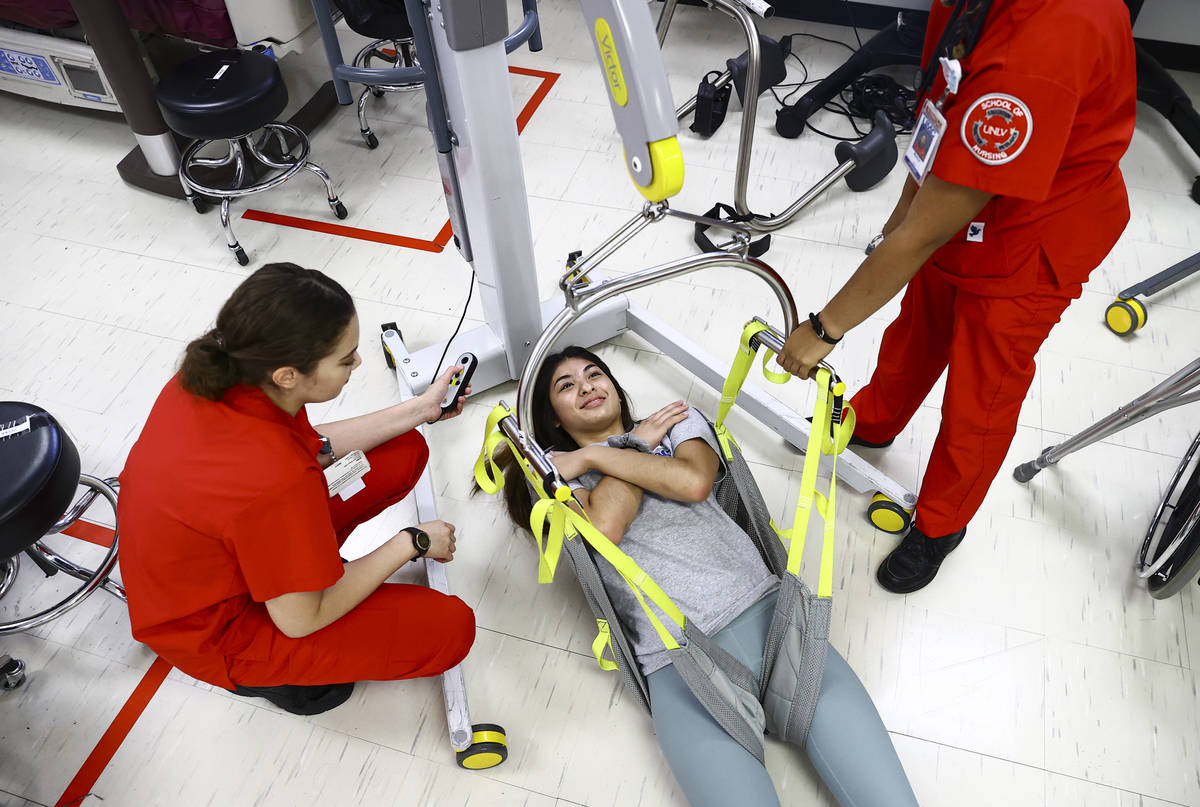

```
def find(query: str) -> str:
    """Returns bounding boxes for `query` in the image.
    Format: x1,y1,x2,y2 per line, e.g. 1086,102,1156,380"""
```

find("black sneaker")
806,416,895,449
231,682,355,715
876,525,966,593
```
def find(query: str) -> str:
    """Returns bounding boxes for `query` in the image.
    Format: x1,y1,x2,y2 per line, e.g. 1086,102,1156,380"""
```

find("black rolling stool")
155,49,349,266
333,0,423,149
1,403,126,688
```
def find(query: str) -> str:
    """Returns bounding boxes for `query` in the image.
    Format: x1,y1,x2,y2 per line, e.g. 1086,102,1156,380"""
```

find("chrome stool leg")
302,161,348,219
357,87,379,149
0,475,123,636
220,139,249,266
1,655,24,690
0,556,18,600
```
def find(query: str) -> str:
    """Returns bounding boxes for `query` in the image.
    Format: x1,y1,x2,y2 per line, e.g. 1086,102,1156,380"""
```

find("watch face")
415,530,431,550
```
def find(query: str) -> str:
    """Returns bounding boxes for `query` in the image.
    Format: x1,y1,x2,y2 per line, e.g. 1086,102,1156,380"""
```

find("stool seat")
333,0,413,41
0,403,80,558
156,49,289,141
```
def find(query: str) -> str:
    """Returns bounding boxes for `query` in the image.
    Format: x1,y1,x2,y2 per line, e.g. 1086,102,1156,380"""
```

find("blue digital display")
0,47,60,85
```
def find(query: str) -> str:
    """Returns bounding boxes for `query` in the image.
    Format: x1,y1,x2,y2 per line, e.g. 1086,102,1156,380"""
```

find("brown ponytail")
180,263,356,401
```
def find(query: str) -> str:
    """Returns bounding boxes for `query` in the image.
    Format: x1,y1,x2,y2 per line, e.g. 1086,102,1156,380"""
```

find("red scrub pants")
225,430,475,687
849,255,1082,537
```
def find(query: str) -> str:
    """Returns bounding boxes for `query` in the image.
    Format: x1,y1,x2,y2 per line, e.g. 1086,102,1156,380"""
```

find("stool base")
179,122,348,265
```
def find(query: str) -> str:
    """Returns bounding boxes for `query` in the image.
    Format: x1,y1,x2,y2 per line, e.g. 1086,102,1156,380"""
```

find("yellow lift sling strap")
473,320,855,667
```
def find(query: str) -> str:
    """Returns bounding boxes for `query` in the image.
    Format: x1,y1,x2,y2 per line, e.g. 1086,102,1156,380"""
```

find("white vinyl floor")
2,2,1200,806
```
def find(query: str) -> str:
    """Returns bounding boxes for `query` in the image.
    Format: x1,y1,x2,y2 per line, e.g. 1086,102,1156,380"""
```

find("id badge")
324,449,371,500
903,99,948,185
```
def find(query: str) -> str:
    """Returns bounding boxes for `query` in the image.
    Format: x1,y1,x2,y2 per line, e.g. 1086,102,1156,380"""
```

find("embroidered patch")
966,221,985,242
960,93,1033,165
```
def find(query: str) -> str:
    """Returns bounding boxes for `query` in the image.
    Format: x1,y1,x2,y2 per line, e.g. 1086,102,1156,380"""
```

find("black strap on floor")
693,202,771,258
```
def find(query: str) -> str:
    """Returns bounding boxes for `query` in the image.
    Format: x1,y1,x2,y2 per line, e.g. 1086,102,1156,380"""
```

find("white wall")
1132,0,1200,47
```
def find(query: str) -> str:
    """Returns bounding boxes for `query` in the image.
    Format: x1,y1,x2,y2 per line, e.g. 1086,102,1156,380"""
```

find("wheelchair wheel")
455,723,508,770
868,493,912,534
1104,297,1147,336
1139,431,1200,599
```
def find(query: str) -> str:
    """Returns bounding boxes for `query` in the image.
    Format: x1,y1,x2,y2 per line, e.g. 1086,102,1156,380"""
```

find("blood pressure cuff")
690,71,732,138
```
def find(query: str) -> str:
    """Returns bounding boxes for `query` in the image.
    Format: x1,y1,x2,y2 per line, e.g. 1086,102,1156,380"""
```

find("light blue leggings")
647,592,919,807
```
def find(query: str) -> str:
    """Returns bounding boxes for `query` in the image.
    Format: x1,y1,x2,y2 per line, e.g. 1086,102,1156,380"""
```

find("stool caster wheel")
372,88,386,99
868,493,912,534
233,246,249,266
455,723,507,770
332,201,348,219
1105,297,1147,336
380,322,401,369
1,656,26,690
191,196,209,214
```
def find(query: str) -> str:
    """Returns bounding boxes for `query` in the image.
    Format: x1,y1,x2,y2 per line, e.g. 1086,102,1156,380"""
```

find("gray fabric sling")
557,416,829,761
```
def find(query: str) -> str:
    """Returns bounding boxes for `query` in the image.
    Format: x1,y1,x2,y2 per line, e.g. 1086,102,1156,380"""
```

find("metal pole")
518,252,798,429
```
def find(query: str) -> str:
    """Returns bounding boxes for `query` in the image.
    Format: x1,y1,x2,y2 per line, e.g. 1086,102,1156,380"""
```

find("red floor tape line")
60,520,115,548
55,657,174,807
245,66,560,250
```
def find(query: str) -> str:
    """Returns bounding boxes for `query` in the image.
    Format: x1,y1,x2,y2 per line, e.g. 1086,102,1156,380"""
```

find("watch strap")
809,312,842,345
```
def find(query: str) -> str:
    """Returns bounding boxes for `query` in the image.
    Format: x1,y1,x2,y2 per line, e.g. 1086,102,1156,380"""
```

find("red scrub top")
118,376,345,689
920,0,1137,295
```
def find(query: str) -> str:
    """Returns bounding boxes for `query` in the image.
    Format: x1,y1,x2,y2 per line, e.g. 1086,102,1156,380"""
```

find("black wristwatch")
407,527,431,560
808,312,842,345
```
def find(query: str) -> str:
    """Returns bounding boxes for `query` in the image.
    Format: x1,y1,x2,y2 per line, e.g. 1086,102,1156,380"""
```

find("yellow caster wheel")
1104,297,1147,336
868,493,912,534
455,723,508,770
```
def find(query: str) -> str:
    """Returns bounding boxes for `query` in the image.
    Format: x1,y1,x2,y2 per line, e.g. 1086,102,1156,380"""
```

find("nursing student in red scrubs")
119,263,474,714
778,0,1137,593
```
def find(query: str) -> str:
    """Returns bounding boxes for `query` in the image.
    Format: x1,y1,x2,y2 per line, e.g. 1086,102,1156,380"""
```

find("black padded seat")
156,49,289,141
333,0,413,41
0,403,80,559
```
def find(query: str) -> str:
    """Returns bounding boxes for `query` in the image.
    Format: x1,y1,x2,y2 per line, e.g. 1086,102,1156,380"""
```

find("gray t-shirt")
568,407,778,675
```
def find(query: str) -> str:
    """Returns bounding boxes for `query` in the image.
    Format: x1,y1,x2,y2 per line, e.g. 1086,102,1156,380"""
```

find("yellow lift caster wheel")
1104,297,1147,336
456,723,508,770
868,493,912,534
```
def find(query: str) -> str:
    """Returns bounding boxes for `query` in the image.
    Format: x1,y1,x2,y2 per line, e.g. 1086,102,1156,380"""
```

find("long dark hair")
179,263,356,401
484,346,635,530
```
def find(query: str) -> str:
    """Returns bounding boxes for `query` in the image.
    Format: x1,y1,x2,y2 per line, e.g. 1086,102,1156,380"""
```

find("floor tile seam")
893,731,1194,807
21,230,254,278
886,730,1049,776
471,625,598,662
0,298,196,350
906,603,1192,671
8,628,151,675
1034,423,1190,461
0,787,50,807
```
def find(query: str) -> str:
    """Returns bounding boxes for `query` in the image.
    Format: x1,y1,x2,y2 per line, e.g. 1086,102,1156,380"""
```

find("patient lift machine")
309,0,917,768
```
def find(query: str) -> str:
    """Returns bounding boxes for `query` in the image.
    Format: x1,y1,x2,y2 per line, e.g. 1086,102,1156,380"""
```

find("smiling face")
284,315,362,406
547,356,625,443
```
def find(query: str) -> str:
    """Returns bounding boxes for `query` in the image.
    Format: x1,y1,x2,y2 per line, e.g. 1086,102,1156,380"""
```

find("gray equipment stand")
1105,251,1200,335
388,346,476,755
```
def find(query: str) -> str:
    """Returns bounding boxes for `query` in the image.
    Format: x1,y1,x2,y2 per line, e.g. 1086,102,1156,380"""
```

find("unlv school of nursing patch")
960,93,1033,165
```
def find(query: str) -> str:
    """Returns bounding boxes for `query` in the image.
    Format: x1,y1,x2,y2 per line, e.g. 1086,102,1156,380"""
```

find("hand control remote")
439,352,477,415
